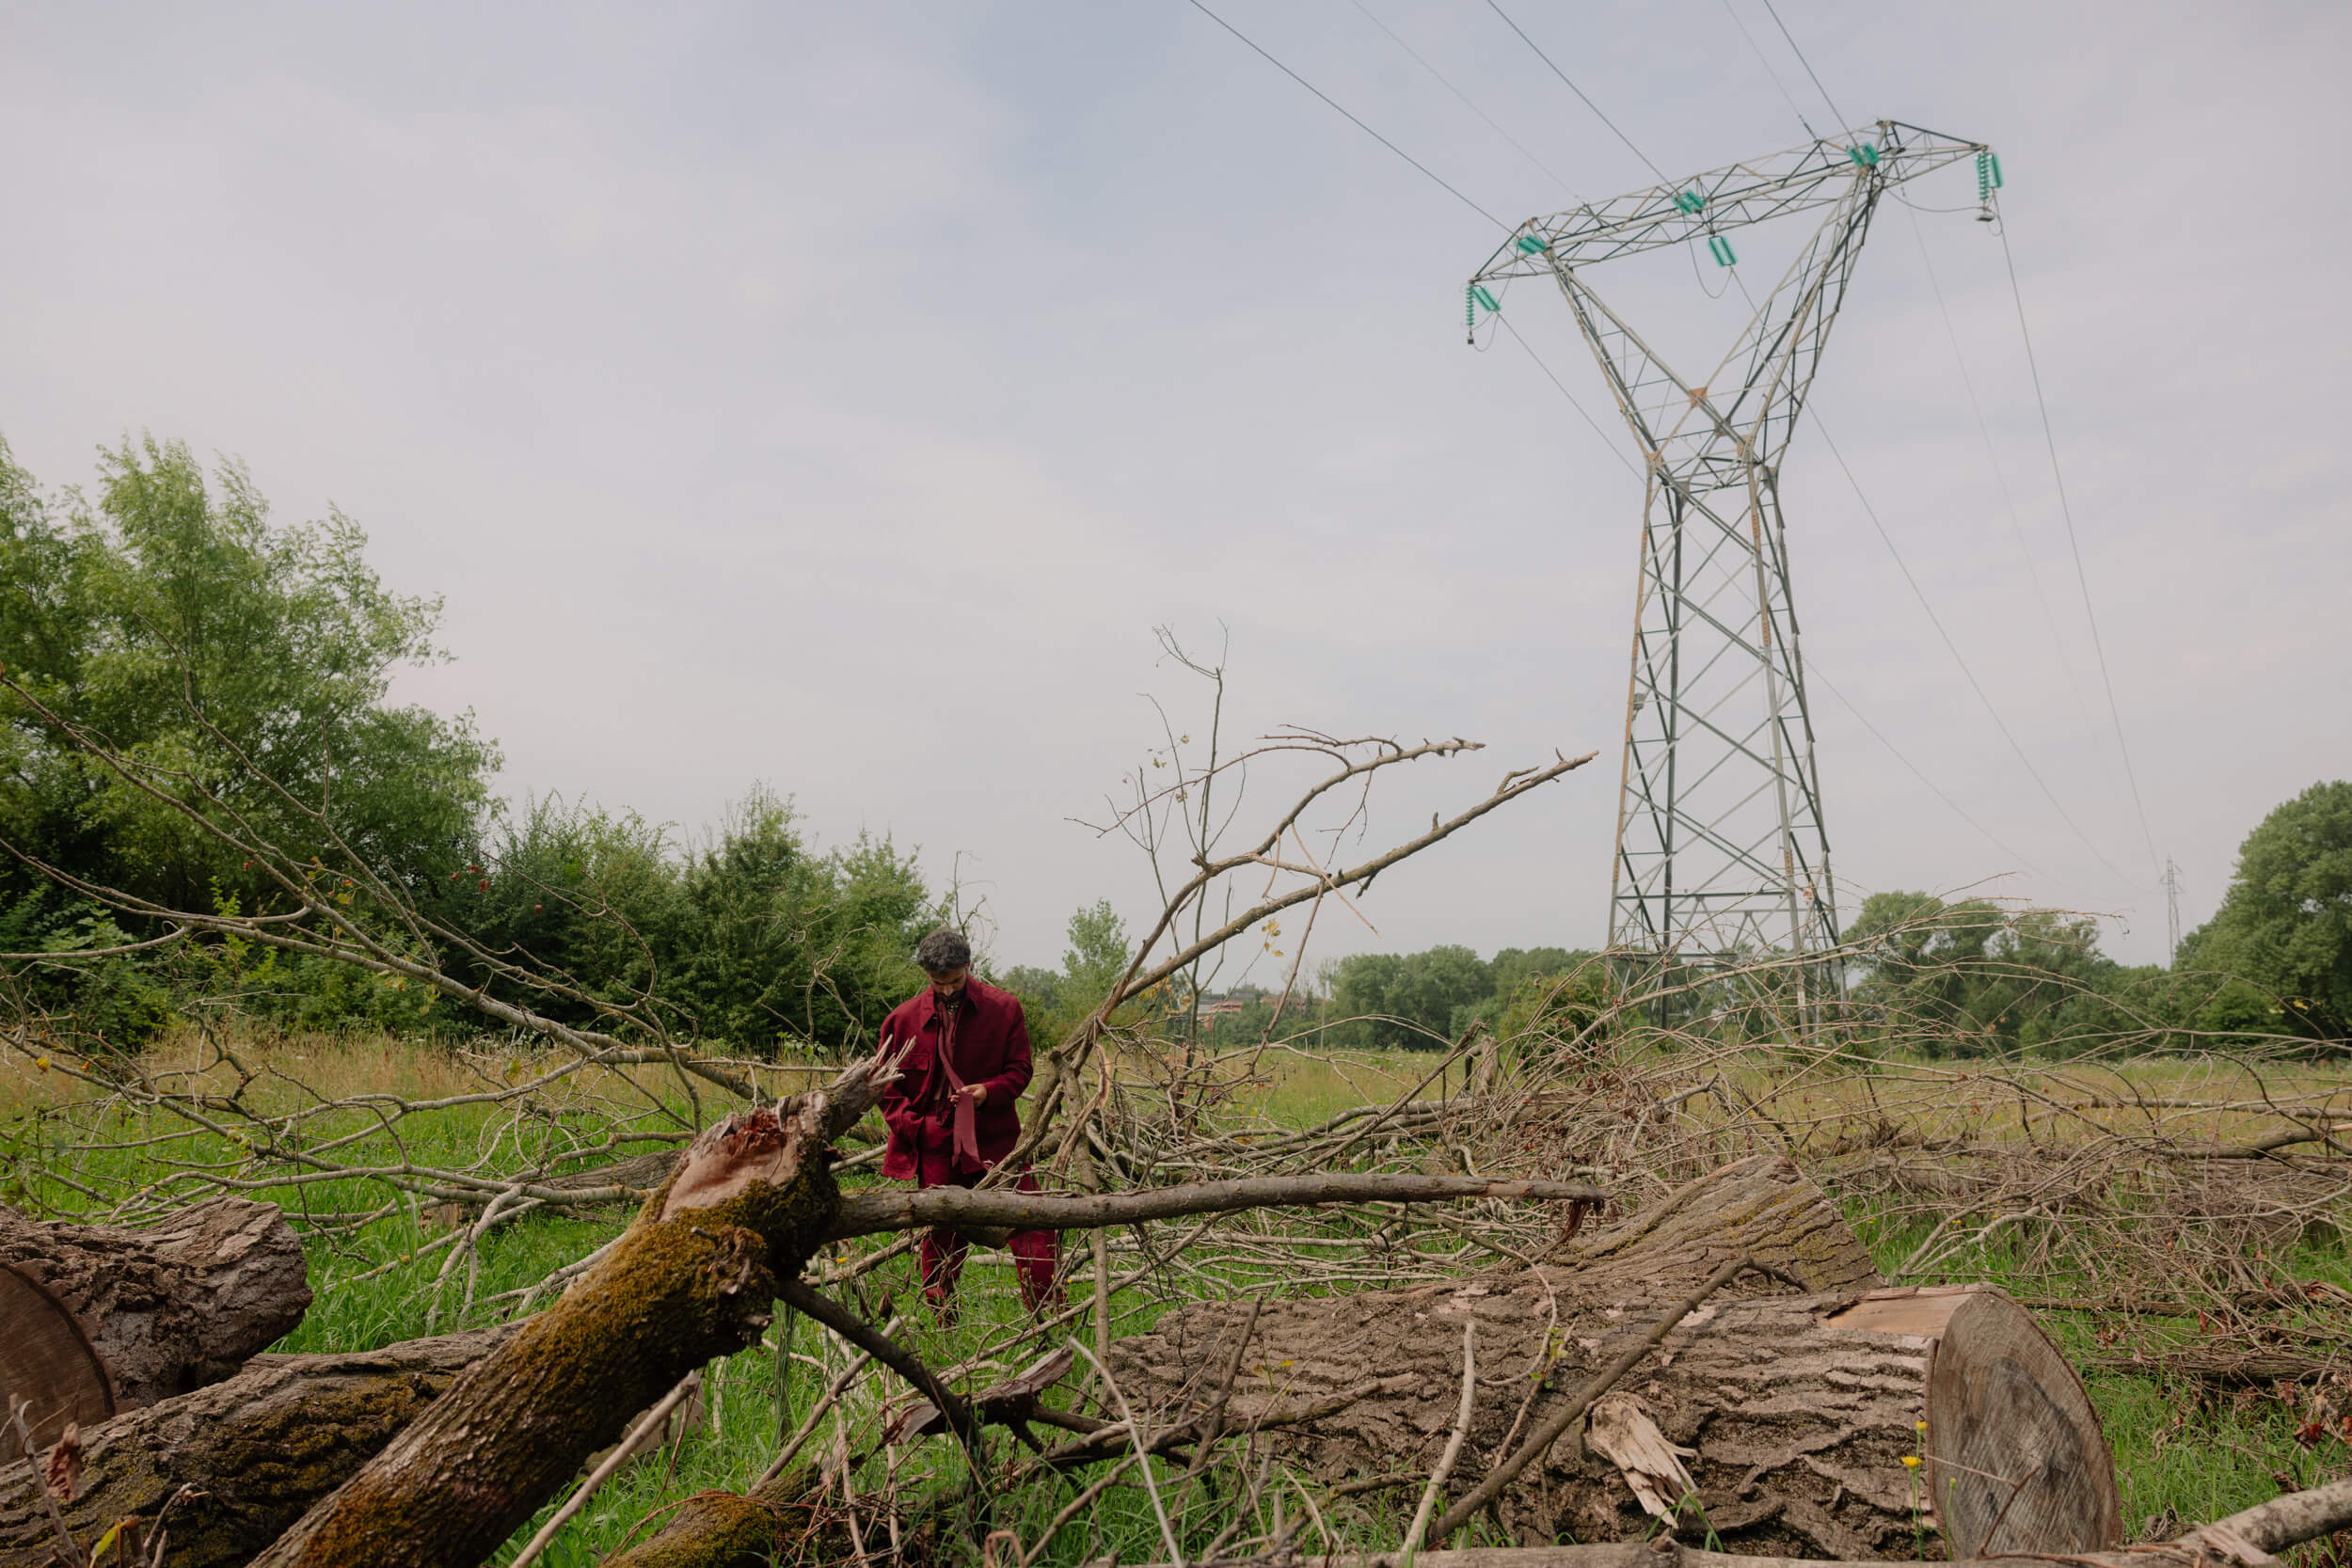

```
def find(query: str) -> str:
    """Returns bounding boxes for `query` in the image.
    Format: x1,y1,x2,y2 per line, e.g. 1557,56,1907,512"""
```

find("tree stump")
0,1264,113,1455
0,1326,507,1568
0,1198,310,1437
1109,1155,2120,1558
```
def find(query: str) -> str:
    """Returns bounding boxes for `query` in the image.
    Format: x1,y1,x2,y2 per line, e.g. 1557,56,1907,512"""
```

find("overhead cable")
1181,0,1629,469
1717,0,1818,139
1494,315,1636,477
1757,0,1851,129
1997,217,2165,878
1482,1,1667,182
1809,408,2141,890
1715,8,2158,894
1806,663,2048,877
1181,0,1506,229
1351,0,1583,203
1899,197,2101,744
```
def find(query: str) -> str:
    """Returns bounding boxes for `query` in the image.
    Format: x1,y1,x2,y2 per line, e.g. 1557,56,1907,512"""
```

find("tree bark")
596,1463,830,1568
1108,1155,2121,1560
247,1066,893,1568
0,1327,506,1568
0,1198,310,1433
1102,1473,2352,1568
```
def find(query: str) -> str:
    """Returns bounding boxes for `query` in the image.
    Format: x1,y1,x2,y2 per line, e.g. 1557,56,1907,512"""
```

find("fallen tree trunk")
246,1063,898,1568
596,1462,829,1568
1110,1155,2120,1560
0,1197,310,1438
0,1326,506,1568
1104,1473,2352,1568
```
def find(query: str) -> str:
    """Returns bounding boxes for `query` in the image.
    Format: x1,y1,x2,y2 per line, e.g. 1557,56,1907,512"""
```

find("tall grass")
3,1026,2345,1561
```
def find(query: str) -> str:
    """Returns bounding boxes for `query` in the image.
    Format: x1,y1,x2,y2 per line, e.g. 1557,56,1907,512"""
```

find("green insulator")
1847,143,1879,168
1471,284,1501,312
1516,232,1549,255
1674,188,1705,214
1708,234,1737,267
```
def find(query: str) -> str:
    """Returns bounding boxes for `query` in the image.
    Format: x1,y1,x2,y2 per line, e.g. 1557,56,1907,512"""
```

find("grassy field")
2,1029,2346,1562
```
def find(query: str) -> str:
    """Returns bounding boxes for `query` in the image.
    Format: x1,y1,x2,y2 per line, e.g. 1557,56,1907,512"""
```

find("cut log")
1109,1155,2121,1559
1101,1472,2352,1568
0,1264,113,1455
0,1198,310,1420
0,1326,506,1568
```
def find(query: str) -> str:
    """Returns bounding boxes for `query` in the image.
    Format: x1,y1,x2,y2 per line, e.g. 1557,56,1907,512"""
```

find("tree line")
2,435,2344,1059
1845,779,2351,1053
0,436,936,1057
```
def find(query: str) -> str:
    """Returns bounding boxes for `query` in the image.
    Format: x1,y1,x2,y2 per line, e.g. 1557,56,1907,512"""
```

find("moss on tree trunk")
250,1078,878,1568
0,1327,506,1568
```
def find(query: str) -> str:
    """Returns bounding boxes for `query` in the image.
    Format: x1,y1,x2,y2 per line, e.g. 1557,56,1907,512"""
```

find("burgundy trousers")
915,1165,1062,1314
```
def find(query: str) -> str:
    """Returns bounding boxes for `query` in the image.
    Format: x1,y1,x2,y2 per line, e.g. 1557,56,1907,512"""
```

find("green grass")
4,1030,2345,1561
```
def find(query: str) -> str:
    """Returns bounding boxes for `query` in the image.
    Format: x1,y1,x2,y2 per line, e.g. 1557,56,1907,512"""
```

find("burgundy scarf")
933,996,983,1168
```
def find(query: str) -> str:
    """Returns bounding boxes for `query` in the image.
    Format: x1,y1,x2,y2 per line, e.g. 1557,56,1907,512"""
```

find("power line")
1757,0,1851,129
1806,662,2047,878
1686,36,2061,892
1494,314,1637,477
1899,196,2100,744
1350,0,1582,204
1424,14,1966,879
1717,0,1819,139
1809,406,2141,890
1716,262,2122,886
1711,4,2159,896
1180,0,1629,479
1482,1,1666,182
1997,215,2165,878
1180,0,1505,229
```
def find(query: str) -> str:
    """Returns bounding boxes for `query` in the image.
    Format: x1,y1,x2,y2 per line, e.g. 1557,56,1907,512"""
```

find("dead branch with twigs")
0,639,1643,1564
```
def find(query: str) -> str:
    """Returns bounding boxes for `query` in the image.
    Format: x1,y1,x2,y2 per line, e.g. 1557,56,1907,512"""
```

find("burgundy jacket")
877,978,1033,1181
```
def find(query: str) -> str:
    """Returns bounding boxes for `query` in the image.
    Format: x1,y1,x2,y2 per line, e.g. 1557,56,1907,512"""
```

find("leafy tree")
0,892,173,1052
1000,899,1134,1048
0,436,945,1054
451,786,934,1057
1328,944,1493,1049
0,435,496,917
448,792,682,1027
2180,781,2352,1041
1845,892,2125,1056
1477,947,1608,1039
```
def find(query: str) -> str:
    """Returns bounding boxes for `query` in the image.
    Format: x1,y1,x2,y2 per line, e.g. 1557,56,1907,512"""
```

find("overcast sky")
5,0,2345,974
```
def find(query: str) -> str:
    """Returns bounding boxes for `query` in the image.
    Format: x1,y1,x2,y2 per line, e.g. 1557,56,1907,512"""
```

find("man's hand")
963,1084,989,1106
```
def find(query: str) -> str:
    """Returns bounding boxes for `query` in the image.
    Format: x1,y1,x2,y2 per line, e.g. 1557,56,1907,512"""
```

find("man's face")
927,966,970,1002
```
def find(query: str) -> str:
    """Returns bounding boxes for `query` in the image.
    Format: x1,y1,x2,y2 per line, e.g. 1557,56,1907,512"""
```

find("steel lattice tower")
1470,121,1990,973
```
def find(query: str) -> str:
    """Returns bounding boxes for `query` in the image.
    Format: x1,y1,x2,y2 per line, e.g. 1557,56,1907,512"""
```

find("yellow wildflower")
1901,1455,1922,1470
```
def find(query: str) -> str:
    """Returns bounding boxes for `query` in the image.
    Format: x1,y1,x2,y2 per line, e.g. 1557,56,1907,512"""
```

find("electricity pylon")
2163,857,2184,968
1470,120,1991,975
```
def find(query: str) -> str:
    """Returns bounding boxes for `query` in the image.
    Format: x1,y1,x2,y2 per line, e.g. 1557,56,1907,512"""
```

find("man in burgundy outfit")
877,927,1061,1316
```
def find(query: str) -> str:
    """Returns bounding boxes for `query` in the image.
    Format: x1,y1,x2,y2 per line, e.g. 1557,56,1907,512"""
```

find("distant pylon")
2163,857,2184,967
1470,121,1990,974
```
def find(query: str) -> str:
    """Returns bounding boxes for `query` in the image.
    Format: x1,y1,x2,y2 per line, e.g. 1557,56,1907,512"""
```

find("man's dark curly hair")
914,927,972,975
